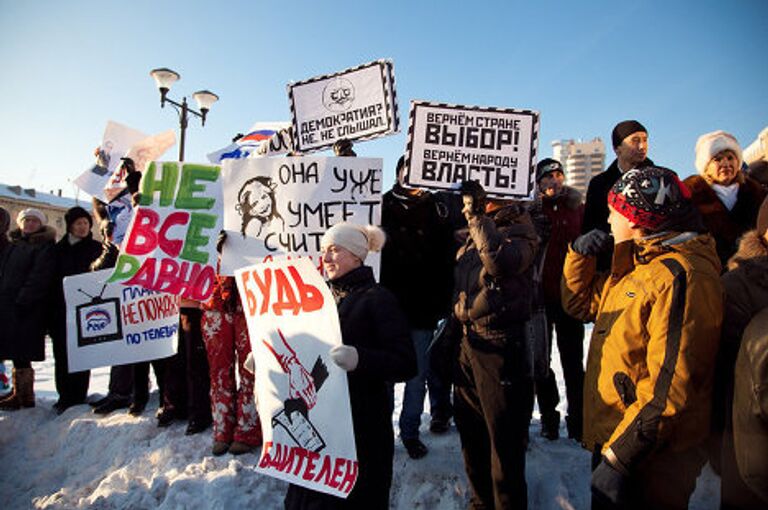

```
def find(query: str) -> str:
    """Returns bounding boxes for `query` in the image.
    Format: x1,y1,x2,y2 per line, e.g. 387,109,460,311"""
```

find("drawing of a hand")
263,328,318,410
285,356,317,410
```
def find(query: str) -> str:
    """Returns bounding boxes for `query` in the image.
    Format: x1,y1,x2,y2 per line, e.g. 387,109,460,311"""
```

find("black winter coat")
50,234,102,337
285,265,416,510
453,205,538,336
380,186,460,329
0,226,56,361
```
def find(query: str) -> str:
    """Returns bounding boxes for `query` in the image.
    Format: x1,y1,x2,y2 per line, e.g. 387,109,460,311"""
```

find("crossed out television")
76,284,123,347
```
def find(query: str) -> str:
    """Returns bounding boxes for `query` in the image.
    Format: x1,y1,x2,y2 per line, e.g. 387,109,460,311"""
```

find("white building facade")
551,138,606,197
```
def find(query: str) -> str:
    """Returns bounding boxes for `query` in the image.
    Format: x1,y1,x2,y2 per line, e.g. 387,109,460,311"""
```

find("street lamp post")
149,68,219,162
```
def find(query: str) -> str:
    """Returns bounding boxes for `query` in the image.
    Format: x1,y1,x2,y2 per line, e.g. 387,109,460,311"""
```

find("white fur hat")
695,130,743,175
320,222,386,262
16,207,47,228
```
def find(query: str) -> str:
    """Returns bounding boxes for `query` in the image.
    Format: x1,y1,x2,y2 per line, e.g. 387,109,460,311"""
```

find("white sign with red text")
108,162,223,302
235,257,357,497
64,269,179,372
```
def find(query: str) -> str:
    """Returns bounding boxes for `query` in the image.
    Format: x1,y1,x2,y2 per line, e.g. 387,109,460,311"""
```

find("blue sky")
1,0,766,198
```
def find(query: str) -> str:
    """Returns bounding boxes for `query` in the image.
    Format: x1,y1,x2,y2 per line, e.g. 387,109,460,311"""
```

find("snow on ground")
0,337,720,509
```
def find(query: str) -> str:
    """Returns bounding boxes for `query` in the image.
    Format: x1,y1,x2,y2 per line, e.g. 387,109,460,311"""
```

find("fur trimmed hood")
727,230,768,271
9,225,57,245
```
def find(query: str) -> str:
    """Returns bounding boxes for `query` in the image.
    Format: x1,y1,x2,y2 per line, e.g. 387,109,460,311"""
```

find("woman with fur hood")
714,197,768,509
684,130,766,269
0,208,56,410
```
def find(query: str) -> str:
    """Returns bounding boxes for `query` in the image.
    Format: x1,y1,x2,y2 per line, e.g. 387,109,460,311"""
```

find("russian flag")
240,130,277,143
207,122,290,163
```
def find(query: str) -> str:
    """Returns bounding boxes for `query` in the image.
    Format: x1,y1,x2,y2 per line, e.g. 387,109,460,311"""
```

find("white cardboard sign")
73,121,147,199
65,269,179,372
219,156,382,276
404,101,539,198
235,257,357,498
288,60,398,153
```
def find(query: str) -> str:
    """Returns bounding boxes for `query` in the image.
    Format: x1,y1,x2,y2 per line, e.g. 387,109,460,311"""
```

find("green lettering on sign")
180,212,217,264
108,254,141,282
140,162,179,207
175,164,219,210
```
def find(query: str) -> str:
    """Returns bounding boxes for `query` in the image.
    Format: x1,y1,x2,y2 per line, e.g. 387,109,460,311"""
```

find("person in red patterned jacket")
200,231,262,456
527,158,586,441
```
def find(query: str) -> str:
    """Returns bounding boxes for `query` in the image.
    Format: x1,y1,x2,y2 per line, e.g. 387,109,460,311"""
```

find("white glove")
244,352,255,374
330,345,359,372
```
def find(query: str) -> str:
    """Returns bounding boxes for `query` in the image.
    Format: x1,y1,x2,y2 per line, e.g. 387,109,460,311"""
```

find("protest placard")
108,161,223,301
219,156,382,276
235,257,357,498
73,121,147,199
207,122,292,163
104,129,176,202
65,269,179,372
288,59,399,153
404,101,540,198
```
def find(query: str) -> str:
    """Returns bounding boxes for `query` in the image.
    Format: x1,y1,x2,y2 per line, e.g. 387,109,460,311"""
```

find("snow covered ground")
0,337,720,509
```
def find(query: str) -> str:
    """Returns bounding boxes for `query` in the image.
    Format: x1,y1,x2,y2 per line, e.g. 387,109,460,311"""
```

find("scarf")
711,183,739,211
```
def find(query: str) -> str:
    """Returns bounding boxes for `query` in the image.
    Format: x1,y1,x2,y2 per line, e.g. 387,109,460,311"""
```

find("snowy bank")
0,340,720,509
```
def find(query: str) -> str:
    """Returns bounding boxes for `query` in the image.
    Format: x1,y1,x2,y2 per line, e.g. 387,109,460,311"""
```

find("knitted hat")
695,130,743,175
757,196,768,238
65,206,93,231
16,207,47,228
607,166,692,231
612,120,647,149
0,207,10,235
320,222,386,262
535,158,564,183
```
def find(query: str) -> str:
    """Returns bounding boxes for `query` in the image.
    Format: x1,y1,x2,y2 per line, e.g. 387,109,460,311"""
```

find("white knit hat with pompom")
320,222,386,262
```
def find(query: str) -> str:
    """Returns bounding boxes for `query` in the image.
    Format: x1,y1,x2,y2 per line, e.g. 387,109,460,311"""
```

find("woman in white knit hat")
0,208,56,410
683,130,767,268
284,222,416,510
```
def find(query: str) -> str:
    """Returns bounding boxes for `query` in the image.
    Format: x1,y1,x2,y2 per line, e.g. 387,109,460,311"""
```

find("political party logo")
76,285,123,347
85,309,111,331
322,78,355,112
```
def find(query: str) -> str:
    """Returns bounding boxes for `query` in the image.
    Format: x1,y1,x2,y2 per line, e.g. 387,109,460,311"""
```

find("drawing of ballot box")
272,402,326,453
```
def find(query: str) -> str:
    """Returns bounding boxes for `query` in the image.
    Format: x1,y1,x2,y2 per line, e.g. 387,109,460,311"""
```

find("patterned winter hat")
607,166,691,231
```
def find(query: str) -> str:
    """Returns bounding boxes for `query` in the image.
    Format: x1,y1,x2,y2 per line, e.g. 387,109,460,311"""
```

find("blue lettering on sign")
127,324,179,345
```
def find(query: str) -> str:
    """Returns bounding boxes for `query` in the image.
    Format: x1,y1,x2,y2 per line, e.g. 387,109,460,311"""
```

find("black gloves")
460,180,487,219
572,229,612,256
591,458,629,508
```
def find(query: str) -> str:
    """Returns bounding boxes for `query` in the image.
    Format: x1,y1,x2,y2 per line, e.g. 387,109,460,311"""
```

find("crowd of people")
1,121,767,509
